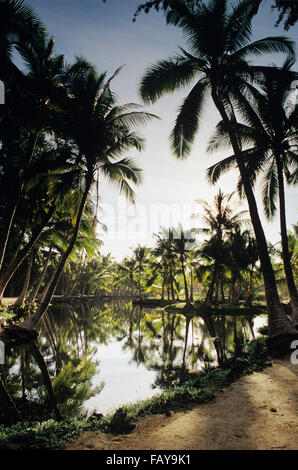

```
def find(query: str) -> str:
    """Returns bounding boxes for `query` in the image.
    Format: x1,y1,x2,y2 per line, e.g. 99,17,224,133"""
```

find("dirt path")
68,361,298,451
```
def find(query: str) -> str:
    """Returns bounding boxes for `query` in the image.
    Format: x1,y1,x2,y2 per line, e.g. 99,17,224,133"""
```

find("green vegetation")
0,0,297,335
0,335,270,449
0,0,297,444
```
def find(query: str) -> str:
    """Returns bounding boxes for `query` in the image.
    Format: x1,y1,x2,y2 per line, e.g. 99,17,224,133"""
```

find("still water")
4,301,267,418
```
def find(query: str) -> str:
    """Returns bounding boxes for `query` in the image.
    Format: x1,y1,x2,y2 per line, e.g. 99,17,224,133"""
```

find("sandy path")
68,361,298,451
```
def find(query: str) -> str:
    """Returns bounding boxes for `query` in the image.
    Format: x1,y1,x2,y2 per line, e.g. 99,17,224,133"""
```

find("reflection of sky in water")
252,315,267,334
84,314,268,415
84,339,161,415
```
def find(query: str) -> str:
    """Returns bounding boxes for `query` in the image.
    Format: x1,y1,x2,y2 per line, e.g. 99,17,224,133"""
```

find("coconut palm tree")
193,190,247,304
133,245,150,299
117,258,138,297
139,0,297,339
206,60,298,325
0,138,79,303
17,64,156,331
171,226,194,304
154,228,178,300
0,31,67,275
0,0,45,82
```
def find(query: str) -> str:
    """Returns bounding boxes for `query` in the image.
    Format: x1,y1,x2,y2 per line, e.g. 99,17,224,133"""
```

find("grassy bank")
0,335,271,450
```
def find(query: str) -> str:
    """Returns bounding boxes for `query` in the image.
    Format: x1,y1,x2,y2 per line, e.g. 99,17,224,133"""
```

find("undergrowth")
0,335,271,449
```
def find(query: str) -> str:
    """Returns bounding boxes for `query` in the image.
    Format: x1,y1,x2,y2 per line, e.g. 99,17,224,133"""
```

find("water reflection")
1,301,267,421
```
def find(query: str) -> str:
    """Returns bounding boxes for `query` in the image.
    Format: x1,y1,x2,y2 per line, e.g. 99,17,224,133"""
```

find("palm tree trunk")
245,270,253,306
215,269,219,304
26,244,53,304
15,251,33,307
211,88,296,339
170,264,175,300
231,275,237,305
190,266,194,302
0,133,39,272
180,257,189,303
38,264,57,305
0,205,56,303
42,316,62,376
19,171,93,330
29,340,62,421
220,267,225,303
275,153,298,328
138,267,142,299
182,316,190,369
204,264,217,305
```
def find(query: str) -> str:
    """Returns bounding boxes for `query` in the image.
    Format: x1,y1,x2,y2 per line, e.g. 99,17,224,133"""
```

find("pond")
2,301,267,420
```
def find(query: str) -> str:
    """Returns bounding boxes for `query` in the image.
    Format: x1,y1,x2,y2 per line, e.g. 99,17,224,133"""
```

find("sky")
28,0,298,260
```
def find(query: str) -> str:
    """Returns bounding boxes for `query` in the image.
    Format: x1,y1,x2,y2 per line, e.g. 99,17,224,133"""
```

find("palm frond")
206,154,237,184
233,36,295,61
170,78,208,158
139,55,197,104
262,160,278,220
116,111,160,129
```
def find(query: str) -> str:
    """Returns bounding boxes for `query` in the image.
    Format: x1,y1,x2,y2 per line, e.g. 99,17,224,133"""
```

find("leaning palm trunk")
29,340,62,421
19,172,93,331
15,251,33,307
211,88,296,339
37,264,58,305
26,244,53,304
0,133,39,272
275,154,298,328
0,204,56,303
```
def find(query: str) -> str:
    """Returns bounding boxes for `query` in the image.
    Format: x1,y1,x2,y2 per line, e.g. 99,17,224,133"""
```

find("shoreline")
67,359,298,451
0,336,281,450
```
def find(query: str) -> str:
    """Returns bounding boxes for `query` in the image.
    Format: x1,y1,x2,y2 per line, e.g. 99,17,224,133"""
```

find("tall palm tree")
133,245,150,299
117,257,138,297
139,0,297,339
171,225,194,303
0,32,66,274
206,60,298,325
193,190,247,304
17,64,156,331
154,227,178,300
0,138,78,303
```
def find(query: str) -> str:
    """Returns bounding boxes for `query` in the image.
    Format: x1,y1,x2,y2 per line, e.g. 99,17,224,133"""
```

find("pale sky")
29,0,298,260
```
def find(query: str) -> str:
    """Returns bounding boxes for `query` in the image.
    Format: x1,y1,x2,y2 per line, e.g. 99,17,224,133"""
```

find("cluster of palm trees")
115,190,264,306
137,0,298,340
1,0,297,345
0,0,155,331
1,0,297,428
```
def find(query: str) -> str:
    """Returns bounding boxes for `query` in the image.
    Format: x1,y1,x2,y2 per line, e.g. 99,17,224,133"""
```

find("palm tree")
201,234,230,305
18,64,156,331
139,0,297,339
0,31,67,277
0,138,78,303
133,245,150,299
117,257,138,297
154,227,177,300
193,190,247,304
206,60,298,325
171,225,194,303
0,0,45,83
